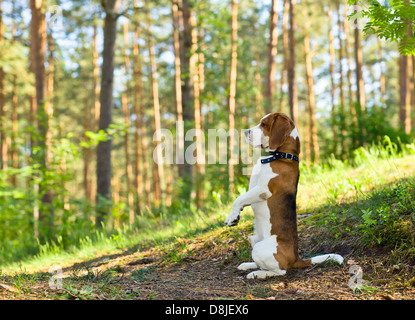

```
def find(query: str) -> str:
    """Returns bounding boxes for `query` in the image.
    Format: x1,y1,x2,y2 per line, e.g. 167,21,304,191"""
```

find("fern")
347,0,415,55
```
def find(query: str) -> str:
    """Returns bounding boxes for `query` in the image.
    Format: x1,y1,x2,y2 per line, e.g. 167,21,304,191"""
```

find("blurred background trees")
0,0,414,262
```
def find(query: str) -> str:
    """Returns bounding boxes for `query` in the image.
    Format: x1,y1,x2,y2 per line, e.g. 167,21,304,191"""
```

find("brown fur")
261,113,311,270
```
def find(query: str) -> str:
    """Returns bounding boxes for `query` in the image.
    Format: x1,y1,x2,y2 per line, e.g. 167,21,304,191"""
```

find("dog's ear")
269,114,292,150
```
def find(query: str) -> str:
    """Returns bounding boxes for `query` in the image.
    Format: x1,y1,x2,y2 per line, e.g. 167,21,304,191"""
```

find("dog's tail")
293,254,344,269
310,253,344,265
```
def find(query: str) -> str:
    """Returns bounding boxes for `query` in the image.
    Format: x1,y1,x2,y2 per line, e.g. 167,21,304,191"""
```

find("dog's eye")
260,123,265,127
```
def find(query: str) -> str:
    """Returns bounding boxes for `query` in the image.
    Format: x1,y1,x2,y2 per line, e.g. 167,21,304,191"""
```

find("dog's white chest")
249,160,278,245
249,158,277,189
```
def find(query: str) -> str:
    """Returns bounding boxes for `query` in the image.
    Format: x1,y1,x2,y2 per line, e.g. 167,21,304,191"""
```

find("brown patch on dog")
259,113,296,151
259,192,268,200
259,113,310,270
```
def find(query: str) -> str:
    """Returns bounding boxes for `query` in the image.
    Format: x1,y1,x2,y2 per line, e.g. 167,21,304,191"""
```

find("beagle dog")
225,112,343,279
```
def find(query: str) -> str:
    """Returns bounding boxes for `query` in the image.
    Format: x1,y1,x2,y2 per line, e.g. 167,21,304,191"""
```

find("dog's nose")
244,129,250,137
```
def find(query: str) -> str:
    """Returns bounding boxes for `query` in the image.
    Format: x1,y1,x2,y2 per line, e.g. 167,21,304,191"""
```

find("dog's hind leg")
237,262,258,271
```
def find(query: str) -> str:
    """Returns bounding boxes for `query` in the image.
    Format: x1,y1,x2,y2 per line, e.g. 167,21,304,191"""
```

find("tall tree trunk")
255,51,263,119
122,21,135,223
111,173,120,230
46,27,54,165
353,7,365,113
399,54,411,134
279,0,289,114
96,0,120,227
327,8,337,155
83,96,93,201
265,0,278,114
146,0,166,206
252,12,263,119
343,3,358,148
412,56,415,132
132,26,145,211
377,38,386,105
287,0,298,123
197,1,205,95
181,0,195,194
84,23,100,203
0,0,5,170
172,0,185,177
30,0,53,236
399,19,412,135
11,77,18,186
228,0,238,193
353,3,366,145
337,5,346,158
92,24,100,130
10,10,18,186
189,7,204,207
302,19,319,163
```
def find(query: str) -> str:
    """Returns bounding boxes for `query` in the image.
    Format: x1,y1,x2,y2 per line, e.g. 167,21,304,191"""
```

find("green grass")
2,136,415,274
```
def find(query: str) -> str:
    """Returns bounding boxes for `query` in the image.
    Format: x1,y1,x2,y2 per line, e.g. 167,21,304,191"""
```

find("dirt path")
1,223,414,300
116,249,415,300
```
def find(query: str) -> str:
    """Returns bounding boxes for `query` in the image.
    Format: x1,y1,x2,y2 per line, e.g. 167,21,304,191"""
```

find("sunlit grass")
298,154,415,212
2,137,415,273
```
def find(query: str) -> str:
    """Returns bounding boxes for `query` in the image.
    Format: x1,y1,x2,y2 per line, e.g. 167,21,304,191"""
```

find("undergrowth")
1,136,415,272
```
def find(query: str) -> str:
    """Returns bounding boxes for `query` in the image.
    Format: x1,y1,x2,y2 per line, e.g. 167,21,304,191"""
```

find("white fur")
225,158,287,279
311,254,344,265
290,126,299,140
248,235,286,279
225,159,276,226
260,113,272,121
245,124,269,149
228,117,343,280
237,262,258,271
244,115,272,149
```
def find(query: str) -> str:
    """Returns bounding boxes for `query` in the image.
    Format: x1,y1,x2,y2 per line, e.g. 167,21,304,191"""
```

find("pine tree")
96,0,121,227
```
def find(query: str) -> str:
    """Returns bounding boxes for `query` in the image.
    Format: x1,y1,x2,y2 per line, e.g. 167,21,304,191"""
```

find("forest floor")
1,155,415,300
1,217,414,301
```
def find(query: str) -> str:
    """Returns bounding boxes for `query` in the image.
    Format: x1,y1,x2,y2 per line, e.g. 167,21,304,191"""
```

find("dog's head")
244,113,298,151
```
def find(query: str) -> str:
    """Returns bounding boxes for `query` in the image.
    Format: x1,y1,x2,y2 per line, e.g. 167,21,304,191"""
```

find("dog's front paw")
225,211,240,227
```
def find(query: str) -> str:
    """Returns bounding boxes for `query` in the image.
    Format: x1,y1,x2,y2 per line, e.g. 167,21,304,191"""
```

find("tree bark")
0,0,5,170
11,76,18,186
265,0,278,114
399,54,411,134
337,5,346,158
287,0,298,123
132,26,146,211
181,0,195,192
353,9,365,113
172,0,185,176
146,0,166,206
189,6,204,207
278,0,289,114
96,0,120,227
327,8,337,155
10,9,18,186
46,27,54,165
30,0,54,235
84,23,100,204
302,19,319,163
412,56,415,132
377,38,386,105
228,0,238,193
343,3,358,146
122,21,135,223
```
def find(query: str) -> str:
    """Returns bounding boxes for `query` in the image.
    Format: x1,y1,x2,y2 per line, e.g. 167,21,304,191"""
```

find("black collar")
260,151,299,164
